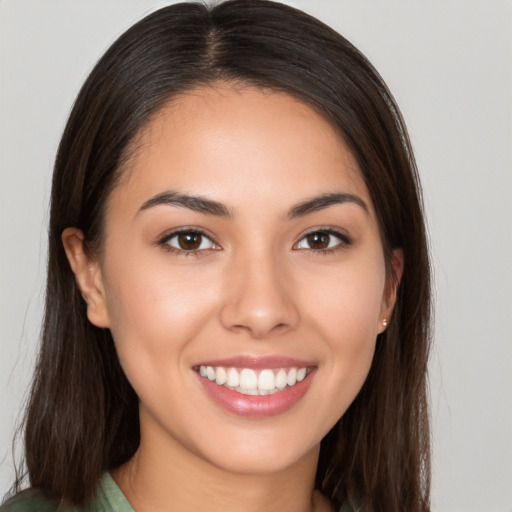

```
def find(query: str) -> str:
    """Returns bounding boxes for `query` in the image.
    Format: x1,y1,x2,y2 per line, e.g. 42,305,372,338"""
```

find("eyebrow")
138,191,232,218
137,190,368,219
287,193,368,219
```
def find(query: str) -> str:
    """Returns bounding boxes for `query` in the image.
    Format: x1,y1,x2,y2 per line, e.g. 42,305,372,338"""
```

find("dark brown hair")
11,1,432,510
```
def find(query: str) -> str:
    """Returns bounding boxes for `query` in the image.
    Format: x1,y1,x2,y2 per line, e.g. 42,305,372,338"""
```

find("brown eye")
177,232,202,250
306,232,331,250
164,230,217,252
295,229,349,251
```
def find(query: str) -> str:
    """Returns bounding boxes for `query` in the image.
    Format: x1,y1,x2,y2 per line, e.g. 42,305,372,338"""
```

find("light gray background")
1,1,511,511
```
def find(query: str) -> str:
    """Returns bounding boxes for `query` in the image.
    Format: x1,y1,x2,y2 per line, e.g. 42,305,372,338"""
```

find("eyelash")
158,228,219,257
294,228,352,254
157,227,351,257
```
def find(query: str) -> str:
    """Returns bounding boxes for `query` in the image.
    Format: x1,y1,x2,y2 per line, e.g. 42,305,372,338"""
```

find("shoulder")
0,491,62,512
0,488,109,512
1,474,134,512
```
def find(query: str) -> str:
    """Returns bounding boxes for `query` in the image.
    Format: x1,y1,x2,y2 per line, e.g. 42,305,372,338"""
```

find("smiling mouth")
196,366,310,395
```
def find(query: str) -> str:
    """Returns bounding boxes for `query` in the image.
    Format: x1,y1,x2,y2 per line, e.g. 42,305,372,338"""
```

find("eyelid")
293,227,351,251
157,227,220,254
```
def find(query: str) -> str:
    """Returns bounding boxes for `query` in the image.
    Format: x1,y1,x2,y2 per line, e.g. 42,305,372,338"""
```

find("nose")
219,251,300,339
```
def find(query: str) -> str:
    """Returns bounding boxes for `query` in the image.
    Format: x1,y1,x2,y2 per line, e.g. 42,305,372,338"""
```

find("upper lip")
194,355,316,370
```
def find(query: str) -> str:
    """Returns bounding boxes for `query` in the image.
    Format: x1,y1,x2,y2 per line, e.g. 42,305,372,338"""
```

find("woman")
2,1,431,511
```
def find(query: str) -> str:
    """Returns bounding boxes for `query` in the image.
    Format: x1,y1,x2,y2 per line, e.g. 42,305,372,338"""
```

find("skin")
63,85,402,512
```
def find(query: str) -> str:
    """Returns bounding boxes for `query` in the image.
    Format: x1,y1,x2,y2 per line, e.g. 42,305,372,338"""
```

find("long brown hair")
11,1,432,510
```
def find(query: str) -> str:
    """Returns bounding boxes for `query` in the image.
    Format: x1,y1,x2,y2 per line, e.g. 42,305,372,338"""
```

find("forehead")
111,85,373,217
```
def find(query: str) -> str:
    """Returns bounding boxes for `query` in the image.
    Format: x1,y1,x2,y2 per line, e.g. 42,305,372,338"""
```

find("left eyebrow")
287,192,369,219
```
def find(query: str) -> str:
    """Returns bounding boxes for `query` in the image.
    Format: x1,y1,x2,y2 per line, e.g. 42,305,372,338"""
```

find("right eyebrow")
137,191,233,218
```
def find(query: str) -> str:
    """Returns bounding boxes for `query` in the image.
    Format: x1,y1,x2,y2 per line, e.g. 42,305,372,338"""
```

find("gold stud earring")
382,318,388,327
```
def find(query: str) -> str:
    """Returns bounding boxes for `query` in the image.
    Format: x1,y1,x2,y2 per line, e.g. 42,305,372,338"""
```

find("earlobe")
61,227,111,328
378,248,404,333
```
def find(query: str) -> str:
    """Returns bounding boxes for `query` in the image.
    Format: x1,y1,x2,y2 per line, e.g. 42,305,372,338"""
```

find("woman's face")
68,85,400,475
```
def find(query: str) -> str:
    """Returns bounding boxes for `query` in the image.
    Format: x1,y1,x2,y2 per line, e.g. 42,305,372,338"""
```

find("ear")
378,248,404,334
62,227,111,328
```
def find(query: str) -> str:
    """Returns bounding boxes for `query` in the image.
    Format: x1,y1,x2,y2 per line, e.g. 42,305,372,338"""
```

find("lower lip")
197,370,315,417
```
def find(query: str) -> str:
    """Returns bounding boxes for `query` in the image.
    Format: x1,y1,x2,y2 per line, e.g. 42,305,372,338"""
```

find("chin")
184,421,323,476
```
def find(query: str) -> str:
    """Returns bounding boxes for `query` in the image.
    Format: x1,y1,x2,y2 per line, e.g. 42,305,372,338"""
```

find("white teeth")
227,368,240,387
258,369,275,390
287,367,297,386
275,369,288,389
239,369,258,390
215,367,227,385
198,365,310,394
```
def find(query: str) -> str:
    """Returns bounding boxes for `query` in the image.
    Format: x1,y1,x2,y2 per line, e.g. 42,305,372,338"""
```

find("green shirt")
0,474,134,512
2,475,356,511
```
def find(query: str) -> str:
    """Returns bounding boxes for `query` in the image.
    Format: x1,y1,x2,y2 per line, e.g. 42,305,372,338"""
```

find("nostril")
219,275,300,338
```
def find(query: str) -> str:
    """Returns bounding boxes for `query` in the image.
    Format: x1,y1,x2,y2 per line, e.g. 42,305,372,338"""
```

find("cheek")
300,255,385,405
305,254,385,338
331,270,383,364
101,256,221,380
